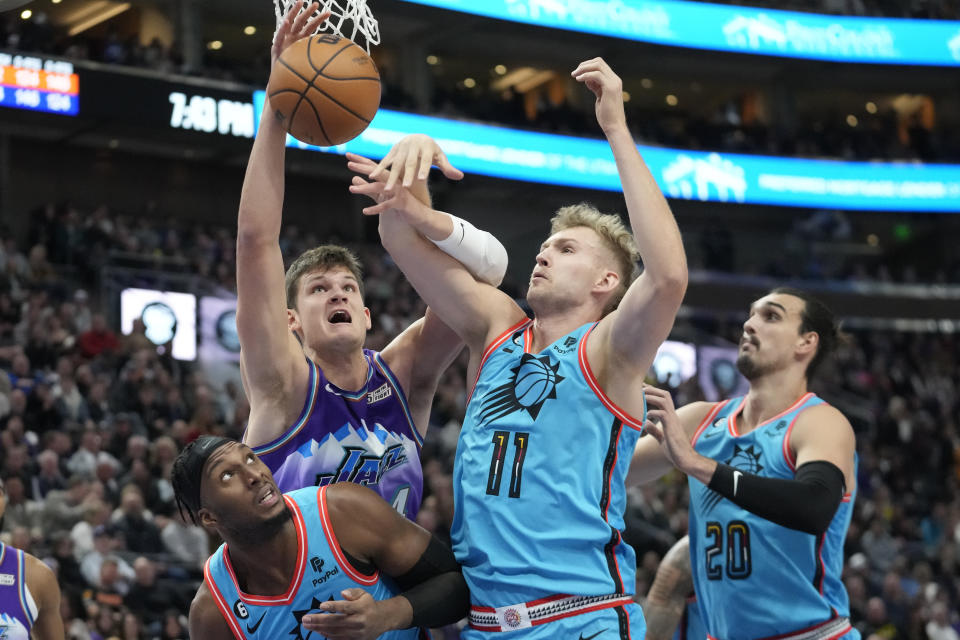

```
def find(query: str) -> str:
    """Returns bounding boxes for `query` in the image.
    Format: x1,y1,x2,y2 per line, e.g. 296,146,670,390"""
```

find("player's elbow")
649,269,688,308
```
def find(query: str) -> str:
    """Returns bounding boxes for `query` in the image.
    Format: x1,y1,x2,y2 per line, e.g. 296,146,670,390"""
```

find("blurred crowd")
713,0,960,18
0,195,958,639
4,2,958,163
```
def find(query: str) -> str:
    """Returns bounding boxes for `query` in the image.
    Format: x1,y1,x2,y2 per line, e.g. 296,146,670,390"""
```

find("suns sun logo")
478,353,565,424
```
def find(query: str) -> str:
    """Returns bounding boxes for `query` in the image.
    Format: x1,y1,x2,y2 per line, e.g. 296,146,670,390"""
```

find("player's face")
198,443,289,541
291,266,372,352
737,293,808,379
526,226,617,314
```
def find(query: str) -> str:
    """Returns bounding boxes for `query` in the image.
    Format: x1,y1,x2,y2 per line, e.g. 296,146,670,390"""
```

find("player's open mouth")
328,310,352,324
258,487,279,506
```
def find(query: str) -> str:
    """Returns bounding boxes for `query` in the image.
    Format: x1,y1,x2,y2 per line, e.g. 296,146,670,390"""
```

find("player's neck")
529,308,598,353
226,518,299,596
309,347,369,391
739,370,808,434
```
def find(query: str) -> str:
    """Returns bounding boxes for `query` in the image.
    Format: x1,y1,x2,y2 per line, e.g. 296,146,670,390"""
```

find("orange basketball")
267,33,381,146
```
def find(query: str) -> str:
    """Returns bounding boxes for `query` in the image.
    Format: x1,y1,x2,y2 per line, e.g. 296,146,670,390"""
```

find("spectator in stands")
79,524,135,589
68,428,120,477
112,484,163,554
33,449,66,498
78,313,119,359
125,557,186,628
155,508,208,572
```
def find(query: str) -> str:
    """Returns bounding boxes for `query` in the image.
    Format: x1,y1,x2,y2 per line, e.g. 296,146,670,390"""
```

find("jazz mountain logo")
479,353,564,423
702,444,764,514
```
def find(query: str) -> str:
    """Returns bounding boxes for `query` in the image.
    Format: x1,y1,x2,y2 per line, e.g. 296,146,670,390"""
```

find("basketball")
267,33,381,146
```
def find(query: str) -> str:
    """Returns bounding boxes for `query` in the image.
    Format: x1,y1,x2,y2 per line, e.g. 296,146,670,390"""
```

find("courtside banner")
253,93,960,212
399,0,960,67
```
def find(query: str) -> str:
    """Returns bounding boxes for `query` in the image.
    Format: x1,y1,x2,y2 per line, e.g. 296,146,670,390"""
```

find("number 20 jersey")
688,393,858,640
451,320,646,606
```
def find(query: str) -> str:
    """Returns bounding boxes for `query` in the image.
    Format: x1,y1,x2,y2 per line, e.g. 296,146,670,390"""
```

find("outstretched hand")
271,2,331,67
571,57,627,134
368,133,464,192
300,588,398,640
346,152,432,224
642,385,698,473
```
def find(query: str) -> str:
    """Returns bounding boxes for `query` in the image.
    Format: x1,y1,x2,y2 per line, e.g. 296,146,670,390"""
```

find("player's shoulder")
189,582,235,640
796,401,854,433
677,401,724,434
23,552,58,598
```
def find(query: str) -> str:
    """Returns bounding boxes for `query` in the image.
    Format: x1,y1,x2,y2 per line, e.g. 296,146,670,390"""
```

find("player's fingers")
369,148,397,181
341,588,369,601
291,2,318,34
303,9,332,36
319,598,360,615
644,422,664,443
301,613,347,631
362,199,394,216
401,149,420,188
570,57,604,77
346,160,377,177
436,152,465,180
416,149,433,182
345,152,377,170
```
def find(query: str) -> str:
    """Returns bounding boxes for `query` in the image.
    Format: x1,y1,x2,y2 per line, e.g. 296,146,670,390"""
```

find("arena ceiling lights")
400,0,960,67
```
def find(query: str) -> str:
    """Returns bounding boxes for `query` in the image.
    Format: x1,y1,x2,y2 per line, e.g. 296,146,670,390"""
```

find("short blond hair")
550,204,639,313
285,245,364,309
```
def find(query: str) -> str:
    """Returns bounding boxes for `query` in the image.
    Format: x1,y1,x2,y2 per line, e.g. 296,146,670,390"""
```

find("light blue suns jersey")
452,319,646,607
688,393,858,640
203,486,423,640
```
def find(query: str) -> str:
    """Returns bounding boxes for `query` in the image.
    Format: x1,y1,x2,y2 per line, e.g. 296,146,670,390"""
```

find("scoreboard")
0,52,79,115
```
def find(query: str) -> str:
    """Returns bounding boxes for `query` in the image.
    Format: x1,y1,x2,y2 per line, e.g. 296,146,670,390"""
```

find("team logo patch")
478,353,565,424
504,609,522,628
0,574,13,586
701,444,764,513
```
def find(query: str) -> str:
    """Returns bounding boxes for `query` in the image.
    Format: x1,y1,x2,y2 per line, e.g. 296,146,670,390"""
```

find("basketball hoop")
274,0,380,54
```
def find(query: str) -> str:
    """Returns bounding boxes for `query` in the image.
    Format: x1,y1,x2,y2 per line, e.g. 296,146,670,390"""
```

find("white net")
273,0,380,53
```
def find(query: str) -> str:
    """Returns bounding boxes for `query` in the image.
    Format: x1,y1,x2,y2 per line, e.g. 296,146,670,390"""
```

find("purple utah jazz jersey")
0,543,35,640
251,350,423,519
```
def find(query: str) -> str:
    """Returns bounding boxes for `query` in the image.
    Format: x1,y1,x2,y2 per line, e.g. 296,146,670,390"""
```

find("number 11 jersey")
451,320,646,608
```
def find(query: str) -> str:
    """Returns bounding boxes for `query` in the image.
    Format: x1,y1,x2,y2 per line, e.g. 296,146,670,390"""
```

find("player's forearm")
608,127,687,288
237,102,287,242
707,460,845,535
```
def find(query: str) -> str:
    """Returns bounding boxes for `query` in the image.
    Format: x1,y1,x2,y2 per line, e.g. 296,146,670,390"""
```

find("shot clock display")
0,52,79,115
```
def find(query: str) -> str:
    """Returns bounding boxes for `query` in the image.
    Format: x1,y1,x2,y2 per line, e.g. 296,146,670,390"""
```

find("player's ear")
796,331,819,359
287,308,301,333
197,507,218,531
593,268,620,295
363,307,371,331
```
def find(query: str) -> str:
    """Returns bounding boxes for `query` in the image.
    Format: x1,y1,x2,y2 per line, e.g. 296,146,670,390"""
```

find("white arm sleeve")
429,213,508,286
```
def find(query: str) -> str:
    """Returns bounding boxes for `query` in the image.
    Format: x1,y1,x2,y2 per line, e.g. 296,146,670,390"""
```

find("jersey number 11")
486,431,530,498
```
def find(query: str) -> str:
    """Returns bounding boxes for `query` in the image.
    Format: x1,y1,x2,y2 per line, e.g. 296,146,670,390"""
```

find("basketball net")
273,0,380,53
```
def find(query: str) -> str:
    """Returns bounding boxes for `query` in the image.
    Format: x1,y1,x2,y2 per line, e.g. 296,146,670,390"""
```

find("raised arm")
348,149,524,355
237,5,330,444
301,483,469,639
576,59,687,383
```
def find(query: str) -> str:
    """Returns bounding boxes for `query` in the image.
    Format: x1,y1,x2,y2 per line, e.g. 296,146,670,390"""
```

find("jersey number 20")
486,431,529,498
705,520,752,580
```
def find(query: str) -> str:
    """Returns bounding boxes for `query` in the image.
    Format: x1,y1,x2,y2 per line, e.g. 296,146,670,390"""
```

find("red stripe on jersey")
317,486,379,585
203,558,247,640
222,495,308,606
578,324,645,431
690,401,730,447
466,318,532,404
